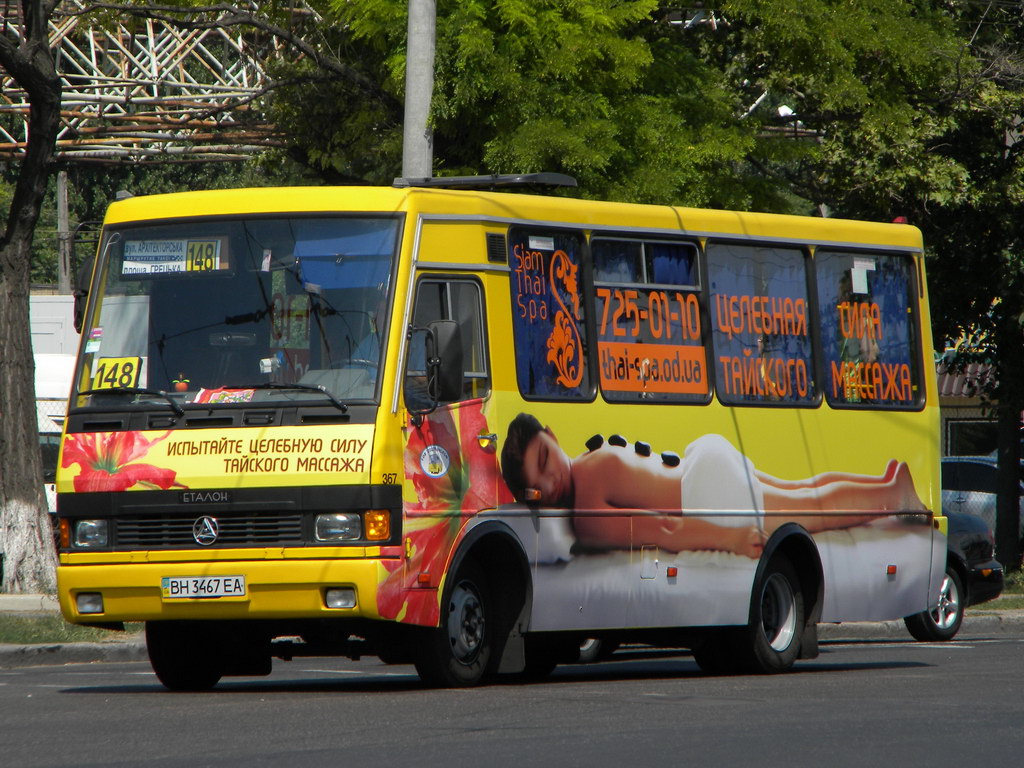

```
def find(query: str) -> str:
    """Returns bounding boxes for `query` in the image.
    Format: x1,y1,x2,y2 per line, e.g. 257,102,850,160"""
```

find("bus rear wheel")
414,562,492,687
692,630,744,675
740,555,804,674
146,621,223,692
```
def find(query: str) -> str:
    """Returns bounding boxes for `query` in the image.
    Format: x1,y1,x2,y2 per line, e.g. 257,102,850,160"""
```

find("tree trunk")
993,292,1024,571
0,263,57,592
0,1,64,592
994,402,1022,571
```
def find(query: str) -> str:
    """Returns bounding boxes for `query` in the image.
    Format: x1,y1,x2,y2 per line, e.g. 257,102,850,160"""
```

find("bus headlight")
315,513,362,541
74,520,109,548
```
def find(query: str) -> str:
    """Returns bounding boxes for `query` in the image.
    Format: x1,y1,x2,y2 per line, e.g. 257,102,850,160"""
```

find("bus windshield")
73,215,400,408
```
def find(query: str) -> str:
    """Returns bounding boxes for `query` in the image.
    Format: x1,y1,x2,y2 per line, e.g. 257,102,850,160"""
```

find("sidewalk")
0,594,146,669
2,594,1023,670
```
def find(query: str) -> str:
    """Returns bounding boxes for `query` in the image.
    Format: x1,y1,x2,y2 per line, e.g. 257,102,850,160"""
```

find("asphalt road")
2,635,1022,768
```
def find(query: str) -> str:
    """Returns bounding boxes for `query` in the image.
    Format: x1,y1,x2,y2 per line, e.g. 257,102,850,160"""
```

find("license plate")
161,575,246,599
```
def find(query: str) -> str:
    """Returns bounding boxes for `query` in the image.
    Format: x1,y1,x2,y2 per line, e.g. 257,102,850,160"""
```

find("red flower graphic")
61,431,185,492
377,400,512,624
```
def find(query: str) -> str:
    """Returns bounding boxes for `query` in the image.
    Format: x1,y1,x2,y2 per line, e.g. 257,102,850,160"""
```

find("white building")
30,294,78,511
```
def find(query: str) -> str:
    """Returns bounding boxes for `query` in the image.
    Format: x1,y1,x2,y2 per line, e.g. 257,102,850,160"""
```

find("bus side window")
407,278,490,404
815,250,923,409
591,237,708,404
507,227,592,401
706,242,818,406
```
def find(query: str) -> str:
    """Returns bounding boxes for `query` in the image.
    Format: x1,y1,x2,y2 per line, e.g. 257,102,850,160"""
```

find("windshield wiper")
78,387,185,418
220,383,349,413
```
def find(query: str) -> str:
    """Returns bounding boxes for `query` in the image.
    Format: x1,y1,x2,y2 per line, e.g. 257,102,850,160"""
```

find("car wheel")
904,565,964,642
414,562,492,687
146,621,223,692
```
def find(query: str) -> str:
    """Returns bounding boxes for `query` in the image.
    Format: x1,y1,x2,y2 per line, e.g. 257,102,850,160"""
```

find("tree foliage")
312,0,763,205
18,158,316,284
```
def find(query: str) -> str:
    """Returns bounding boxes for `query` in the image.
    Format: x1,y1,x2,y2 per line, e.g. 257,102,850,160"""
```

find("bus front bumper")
57,556,392,624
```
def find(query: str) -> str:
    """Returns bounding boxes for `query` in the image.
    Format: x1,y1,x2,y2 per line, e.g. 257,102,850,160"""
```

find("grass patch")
972,595,1024,611
1003,569,1024,595
0,615,142,645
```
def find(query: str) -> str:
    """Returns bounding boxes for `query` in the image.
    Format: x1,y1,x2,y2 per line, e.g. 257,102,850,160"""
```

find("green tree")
18,159,316,286
291,0,765,205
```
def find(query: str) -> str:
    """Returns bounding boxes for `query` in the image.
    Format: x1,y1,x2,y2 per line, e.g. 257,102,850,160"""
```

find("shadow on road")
55,646,932,695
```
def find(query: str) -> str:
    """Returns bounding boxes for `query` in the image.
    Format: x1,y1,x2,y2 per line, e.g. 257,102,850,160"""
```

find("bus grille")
115,513,304,548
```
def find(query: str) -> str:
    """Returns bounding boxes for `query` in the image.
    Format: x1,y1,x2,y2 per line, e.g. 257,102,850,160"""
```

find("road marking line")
301,667,412,678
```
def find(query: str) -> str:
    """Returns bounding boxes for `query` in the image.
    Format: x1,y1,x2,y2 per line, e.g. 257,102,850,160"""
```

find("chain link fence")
941,406,1023,542
37,398,65,513
941,456,1024,541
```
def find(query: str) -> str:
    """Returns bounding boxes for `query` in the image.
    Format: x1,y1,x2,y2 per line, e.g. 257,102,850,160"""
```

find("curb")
818,609,1024,641
0,638,147,669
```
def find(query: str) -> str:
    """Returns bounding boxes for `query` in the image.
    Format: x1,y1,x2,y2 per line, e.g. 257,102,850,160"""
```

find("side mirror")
404,320,464,417
73,227,113,334
72,256,93,334
427,320,464,403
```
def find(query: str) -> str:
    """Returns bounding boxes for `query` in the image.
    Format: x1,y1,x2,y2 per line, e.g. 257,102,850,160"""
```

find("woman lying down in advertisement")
500,412,928,558
497,413,934,626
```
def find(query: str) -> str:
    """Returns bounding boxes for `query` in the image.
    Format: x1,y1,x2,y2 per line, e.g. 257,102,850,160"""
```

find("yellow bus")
56,175,945,689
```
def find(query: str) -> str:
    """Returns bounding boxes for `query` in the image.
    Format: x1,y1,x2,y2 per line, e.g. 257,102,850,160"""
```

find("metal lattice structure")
0,2,283,162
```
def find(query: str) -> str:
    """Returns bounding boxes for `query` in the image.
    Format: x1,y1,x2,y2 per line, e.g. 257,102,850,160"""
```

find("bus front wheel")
414,561,492,687
146,621,223,692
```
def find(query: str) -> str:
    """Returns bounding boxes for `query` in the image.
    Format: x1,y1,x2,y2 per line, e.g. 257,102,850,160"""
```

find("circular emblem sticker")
420,445,451,478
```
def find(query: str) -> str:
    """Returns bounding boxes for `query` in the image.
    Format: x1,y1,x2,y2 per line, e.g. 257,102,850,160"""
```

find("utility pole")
402,0,436,178
57,170,72,294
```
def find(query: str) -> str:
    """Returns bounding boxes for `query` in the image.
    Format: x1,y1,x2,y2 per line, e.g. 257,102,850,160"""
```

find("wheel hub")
760,572,797,652
447,580,484,665
931,574,961,630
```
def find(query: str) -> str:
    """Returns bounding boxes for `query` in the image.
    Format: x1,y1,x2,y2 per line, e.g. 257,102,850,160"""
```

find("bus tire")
740,555,804,674
414,561,492,687
514,634,578,680
904,565,964,642
146,621,223,692
692,630,744,675
577,638,619,664
516,638,559,681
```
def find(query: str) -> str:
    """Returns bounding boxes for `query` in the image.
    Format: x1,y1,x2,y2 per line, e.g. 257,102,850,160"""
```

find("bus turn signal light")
364,510,390,540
